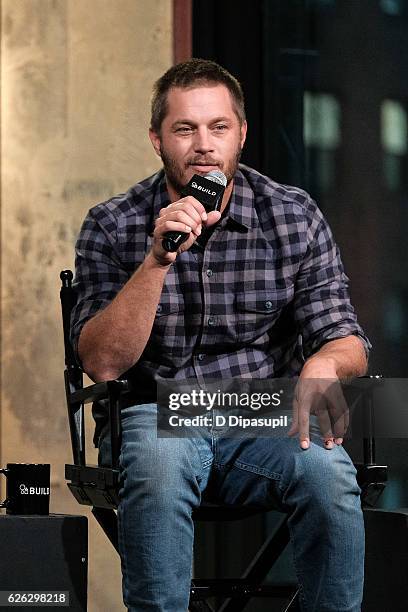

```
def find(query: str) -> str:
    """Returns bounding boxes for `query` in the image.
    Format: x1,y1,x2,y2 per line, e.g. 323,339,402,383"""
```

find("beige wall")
1,1,172,609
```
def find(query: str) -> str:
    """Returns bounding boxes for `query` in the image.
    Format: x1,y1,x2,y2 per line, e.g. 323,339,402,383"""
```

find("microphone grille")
205,170,227,187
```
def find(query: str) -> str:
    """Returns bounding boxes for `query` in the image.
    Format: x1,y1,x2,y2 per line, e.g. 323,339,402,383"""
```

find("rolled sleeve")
294,199,371,359
70,209,129,366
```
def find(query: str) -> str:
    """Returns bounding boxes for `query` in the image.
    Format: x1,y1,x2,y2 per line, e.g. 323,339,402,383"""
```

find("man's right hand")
78,196,221,381
151,195,221,266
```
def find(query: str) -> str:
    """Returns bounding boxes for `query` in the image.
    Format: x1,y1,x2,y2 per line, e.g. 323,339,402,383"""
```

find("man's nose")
193,127,214,153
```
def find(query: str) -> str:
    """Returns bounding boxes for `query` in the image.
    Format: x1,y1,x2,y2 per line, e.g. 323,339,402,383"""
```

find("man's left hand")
288,358,349,450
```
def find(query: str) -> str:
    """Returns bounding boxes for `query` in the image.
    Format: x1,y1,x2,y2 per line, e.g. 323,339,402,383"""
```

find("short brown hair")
150,58,246,133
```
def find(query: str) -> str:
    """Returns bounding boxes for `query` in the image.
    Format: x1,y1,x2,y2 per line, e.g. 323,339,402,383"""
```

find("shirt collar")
225,167,257,230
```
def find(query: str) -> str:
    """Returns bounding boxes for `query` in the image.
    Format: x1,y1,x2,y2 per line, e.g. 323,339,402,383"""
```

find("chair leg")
283,588,300,611
218,514,295,612
189,600,215,612
92,507,119,554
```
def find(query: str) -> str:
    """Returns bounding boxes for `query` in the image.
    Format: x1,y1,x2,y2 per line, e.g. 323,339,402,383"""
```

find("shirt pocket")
235,286,294,343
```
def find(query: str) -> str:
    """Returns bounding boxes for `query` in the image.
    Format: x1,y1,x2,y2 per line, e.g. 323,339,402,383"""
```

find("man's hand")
287,336,367,450
288,373,350,450
151,196,221,266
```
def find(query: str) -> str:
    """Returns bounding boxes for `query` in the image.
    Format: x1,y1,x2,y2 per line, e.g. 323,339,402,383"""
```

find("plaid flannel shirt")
71,164,370,440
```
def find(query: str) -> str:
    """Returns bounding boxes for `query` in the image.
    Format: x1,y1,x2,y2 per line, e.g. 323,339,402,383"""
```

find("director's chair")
60,270,387,611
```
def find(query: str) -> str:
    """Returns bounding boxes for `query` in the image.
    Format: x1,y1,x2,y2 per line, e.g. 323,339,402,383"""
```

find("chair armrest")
65,464,120,509
69,379,130,405
65,374,130,469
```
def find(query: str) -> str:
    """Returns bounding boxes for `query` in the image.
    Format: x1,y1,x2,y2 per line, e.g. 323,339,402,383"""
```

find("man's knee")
287,442,361,513
116,436,204,514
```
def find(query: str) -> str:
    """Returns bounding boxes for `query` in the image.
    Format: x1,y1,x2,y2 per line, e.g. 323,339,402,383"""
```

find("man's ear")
240,121,248,149
149,129,161,157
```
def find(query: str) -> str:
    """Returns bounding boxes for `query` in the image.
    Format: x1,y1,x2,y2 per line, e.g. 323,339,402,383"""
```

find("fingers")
313,394,334,449
288,395,299,437
290,378,350,451
334,406,349,445
156,220,195,236
288,389,310,449
155,196,224,245
151,195,222,263
159,196,222,230
206,210,222,226
156,201,204,237
298,403,310,449
159,196,208,225
325,381,349,445
156,214,200,238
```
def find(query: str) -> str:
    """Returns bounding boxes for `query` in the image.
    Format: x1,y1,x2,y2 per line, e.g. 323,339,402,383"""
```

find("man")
71,59,370,611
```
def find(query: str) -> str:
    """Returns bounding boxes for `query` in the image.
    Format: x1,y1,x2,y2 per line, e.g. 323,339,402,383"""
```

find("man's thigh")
98,403,214,495
208,433,359,511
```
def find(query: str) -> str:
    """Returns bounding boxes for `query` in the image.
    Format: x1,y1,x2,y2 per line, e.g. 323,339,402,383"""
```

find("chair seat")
65,462,267,521
193,502,267,522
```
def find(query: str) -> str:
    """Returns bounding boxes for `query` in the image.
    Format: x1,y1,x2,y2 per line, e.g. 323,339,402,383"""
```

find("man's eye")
176,127,193,133
213,124,228,132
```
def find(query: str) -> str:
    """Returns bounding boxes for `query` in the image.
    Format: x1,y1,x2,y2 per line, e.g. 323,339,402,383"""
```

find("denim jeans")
98,403,364,612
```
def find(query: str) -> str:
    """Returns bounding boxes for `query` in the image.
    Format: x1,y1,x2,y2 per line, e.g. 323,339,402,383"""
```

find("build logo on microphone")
191,181,216,196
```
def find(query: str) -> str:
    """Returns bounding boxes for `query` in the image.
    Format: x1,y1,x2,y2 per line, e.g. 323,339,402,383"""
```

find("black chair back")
60,270,85,466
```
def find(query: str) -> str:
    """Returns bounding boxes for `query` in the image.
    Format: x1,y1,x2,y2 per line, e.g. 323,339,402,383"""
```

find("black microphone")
162,170,227,253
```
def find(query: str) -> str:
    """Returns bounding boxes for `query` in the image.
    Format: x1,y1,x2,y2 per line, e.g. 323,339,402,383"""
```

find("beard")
159,143,243,196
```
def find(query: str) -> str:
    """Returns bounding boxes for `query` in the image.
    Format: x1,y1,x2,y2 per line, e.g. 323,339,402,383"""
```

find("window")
381,99,408,191
304,91,341,194
380,0,408,17
383,292,406,342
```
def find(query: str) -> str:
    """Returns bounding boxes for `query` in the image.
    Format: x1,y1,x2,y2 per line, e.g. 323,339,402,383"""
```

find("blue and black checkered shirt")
71,164,370,437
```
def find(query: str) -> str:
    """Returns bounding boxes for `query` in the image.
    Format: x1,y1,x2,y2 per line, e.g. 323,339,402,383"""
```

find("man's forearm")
302,335,368,380
78,252,171,381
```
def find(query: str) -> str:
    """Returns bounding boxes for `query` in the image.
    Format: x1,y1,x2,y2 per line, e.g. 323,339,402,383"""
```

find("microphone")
162,170,227,253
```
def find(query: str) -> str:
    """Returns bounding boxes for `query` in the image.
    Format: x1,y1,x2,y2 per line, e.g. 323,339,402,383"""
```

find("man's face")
149,84,247,196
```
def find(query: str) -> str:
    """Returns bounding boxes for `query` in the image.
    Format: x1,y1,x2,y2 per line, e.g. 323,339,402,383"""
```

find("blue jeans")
98,403,364,612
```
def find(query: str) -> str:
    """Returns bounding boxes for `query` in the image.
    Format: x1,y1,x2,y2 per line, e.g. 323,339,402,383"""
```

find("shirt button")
206,269,213,277
198,354,205,361
208,316,216,326
156,304,162,313
265,301,273,310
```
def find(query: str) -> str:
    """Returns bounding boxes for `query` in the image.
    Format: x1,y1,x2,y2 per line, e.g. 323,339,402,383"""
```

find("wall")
1,1,171,609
